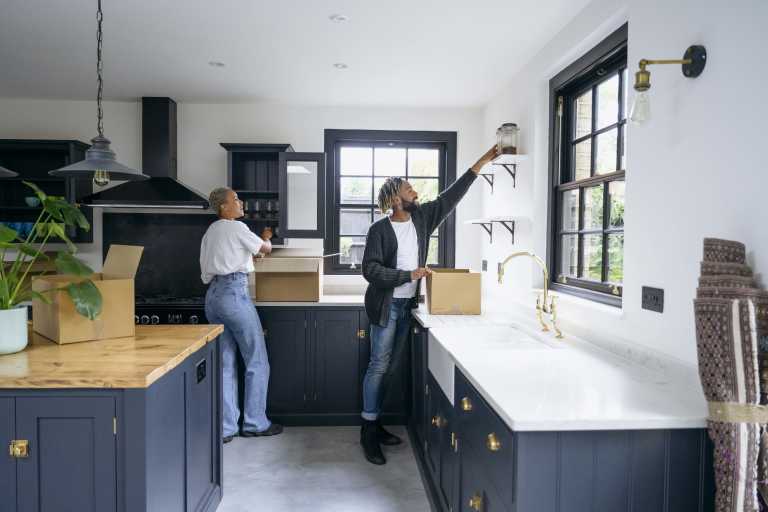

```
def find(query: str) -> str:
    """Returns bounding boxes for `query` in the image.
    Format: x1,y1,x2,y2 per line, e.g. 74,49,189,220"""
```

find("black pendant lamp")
0,166,18,178
50,0,148,186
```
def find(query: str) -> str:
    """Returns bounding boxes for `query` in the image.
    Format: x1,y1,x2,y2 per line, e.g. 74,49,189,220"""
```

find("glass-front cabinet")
278,152,325,239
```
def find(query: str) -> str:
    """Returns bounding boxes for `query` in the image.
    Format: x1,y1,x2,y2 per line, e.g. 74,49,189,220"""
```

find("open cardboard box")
32,245,144,344
425,268,481,315
250,256,323,302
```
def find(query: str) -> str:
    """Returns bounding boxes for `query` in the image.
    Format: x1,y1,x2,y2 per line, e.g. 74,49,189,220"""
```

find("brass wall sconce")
629,45,707,124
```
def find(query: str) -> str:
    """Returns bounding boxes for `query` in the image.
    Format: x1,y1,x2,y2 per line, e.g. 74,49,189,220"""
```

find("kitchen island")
0,324,223,512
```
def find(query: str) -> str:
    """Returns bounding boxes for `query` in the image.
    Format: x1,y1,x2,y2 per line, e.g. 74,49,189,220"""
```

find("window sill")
549,282,623,310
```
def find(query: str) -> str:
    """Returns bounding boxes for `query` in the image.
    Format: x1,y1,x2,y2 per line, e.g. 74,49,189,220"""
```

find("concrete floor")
218,426,431,512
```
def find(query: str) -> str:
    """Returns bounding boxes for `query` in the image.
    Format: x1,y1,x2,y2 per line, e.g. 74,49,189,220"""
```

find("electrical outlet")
482,259,488,271
642,286,664,313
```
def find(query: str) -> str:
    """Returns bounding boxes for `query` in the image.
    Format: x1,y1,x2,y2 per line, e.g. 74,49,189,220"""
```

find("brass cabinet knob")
468,494,483,511
486,432,502,452
461,396,473,412
9,439,29,458
431,416,445,428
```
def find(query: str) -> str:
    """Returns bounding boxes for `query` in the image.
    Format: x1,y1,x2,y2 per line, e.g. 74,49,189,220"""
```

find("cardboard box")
250,256,322,302
426,268,481,315
32,245,143,344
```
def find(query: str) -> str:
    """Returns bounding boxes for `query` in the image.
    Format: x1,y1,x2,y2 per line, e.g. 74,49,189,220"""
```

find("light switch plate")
642,286,664,313
482,259,488,271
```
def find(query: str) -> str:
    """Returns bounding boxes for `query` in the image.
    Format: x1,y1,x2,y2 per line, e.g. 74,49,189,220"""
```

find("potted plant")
0,182,102,354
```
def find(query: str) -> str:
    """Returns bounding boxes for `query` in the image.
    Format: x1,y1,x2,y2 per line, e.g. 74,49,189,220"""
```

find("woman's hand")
261,227,273,241
470,145,501,174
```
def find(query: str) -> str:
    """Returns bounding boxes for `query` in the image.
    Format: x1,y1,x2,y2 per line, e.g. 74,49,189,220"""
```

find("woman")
200,187,282,443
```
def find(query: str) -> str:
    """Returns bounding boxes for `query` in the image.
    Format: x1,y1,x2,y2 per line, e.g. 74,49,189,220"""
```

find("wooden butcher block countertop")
0,324,223,389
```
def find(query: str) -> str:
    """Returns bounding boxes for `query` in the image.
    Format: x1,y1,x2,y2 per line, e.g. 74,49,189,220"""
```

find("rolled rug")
695,297,763,512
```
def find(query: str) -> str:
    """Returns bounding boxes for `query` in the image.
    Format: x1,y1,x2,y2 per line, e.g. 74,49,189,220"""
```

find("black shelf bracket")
492,163,517,187
497,220,516,244
479,173,495,193
469,219,516,244
472,221,493,243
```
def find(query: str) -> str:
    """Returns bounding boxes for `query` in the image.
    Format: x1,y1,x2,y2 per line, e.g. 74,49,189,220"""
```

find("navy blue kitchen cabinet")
424,372,458,512
0,339,221,512
410,324,428,453
258,305,408,425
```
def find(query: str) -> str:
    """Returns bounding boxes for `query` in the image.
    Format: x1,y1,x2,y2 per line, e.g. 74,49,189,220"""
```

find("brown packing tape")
708,401,768,424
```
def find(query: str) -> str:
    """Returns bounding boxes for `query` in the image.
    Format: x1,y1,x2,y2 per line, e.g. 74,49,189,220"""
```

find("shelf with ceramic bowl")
478,154,528,192
464,216,529,244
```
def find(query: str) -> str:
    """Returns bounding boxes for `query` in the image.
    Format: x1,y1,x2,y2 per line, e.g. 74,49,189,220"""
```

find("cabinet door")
261,309,309,415
186,343,217,511
278,152,325,238
0,398,15,508
440,393,458,511
425,376,442,478
16,396,116,512
312,310,362,413
410,324,427,449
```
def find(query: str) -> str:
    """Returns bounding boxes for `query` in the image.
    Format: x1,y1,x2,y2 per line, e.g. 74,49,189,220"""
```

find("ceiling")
0,0,590,107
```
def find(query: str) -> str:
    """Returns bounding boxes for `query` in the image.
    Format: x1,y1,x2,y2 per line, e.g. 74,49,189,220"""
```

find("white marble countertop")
253,294,364,307
413,307,708,432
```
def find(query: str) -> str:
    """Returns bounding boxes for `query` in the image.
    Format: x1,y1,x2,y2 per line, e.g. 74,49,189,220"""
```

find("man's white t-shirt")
200,219,264,284
390,217,419,298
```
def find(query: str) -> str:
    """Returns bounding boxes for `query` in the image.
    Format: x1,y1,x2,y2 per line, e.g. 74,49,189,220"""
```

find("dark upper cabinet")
0,139,93,243
15,396,116,512
312,310,361,413
261,308,309,415
0,398,15,509
278,152,325,239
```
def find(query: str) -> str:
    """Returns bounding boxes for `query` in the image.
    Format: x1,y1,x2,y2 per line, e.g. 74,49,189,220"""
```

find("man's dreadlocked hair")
377,176,404,212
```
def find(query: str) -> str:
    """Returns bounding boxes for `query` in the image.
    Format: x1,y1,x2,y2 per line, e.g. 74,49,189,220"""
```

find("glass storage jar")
496,123,519,155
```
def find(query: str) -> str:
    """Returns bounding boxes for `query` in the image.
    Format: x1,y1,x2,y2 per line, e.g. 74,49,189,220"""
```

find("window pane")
340,208,371,235
595,128,618,175
608,234,624,284
574,90,592,139
561,190,579,231
580,234,603,281
340,146,372,175
622,68,628,120
339,236,366,267
427,237,439,265
596,74,619,130
373,209,386,223
374,147,406,176
408,148,439,177
573,139,592,180
583,184,604,229
560,234,578,278
340,177,372,204
620,124,626,170
410,178,439,203
609,181,625,228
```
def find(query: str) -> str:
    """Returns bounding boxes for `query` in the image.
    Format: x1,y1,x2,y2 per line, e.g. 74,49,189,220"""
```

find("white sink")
451,324,562,350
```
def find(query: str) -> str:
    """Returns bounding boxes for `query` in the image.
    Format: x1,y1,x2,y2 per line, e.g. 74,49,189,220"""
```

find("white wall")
479,0,768,365
0,98,484,279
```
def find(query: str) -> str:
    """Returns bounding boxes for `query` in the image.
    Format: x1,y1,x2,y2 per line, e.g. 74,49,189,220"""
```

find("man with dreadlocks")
360,145,499,465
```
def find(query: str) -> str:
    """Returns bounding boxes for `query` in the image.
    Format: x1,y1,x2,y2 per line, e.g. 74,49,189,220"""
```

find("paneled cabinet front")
1,398,16,509
261,308,309,415
15,396,117,512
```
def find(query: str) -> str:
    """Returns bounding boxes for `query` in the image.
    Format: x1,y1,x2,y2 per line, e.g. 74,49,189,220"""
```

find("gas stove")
135,296,207,325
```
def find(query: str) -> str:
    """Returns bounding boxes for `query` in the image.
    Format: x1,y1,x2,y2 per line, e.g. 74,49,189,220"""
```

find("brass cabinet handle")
486,432,502,452
461,396,473,412
431,415,445,428
357,329,366,339
9,439,29,458
469,493,483,511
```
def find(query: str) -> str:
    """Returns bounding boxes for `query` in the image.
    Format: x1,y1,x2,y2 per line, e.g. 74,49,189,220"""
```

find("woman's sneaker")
241,424,284,437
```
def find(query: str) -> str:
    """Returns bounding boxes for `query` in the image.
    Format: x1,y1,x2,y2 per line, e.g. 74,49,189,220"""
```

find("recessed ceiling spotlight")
333,62,348,69
329,14,349,23
208,61,225,68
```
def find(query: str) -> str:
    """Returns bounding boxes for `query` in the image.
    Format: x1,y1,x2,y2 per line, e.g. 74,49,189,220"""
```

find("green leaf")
55,251,94,277
42,197,66,221
0,278,8,308
22,181,47,202
66,280,102,320
0,224,18,243
16,243,49,260
59,202,90,231
37,222,75,251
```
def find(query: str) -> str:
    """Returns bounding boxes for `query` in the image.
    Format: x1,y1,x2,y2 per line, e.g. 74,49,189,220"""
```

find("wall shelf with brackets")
464,216,528,244
478,154,527,192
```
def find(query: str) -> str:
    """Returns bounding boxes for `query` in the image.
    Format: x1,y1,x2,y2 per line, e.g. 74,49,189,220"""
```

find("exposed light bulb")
629,90,651,124
93,169,110,187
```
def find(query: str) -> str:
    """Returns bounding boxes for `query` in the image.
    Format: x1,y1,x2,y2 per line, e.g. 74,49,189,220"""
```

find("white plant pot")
0,306,28,355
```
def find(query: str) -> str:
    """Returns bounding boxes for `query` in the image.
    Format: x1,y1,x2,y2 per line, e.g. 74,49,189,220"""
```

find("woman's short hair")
208,187,231,215
377,177,404,212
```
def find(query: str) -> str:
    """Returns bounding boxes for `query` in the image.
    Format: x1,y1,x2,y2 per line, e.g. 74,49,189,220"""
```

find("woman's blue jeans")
205,273,271,436
362,298,412,421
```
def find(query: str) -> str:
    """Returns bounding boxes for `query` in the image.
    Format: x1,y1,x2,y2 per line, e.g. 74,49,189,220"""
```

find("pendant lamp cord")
96,0,104,137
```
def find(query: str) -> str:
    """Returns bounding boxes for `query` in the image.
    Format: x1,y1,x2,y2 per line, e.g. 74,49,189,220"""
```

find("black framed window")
324,129,457,275
548,24,627,306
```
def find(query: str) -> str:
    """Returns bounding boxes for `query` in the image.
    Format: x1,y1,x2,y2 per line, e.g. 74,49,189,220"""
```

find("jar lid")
499,122,518,129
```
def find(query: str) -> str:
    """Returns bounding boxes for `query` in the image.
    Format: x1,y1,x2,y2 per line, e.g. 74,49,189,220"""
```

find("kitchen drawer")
455,368,515,510
460,448,510,512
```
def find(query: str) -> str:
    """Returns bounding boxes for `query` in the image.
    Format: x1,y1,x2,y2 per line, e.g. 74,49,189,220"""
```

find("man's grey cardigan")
362,169,478,327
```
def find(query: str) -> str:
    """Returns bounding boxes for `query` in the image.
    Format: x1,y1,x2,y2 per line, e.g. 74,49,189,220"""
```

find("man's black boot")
360,419,386,465
376,421,403,446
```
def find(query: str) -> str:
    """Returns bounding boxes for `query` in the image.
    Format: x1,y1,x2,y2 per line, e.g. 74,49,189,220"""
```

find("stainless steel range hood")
80,97,209,209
